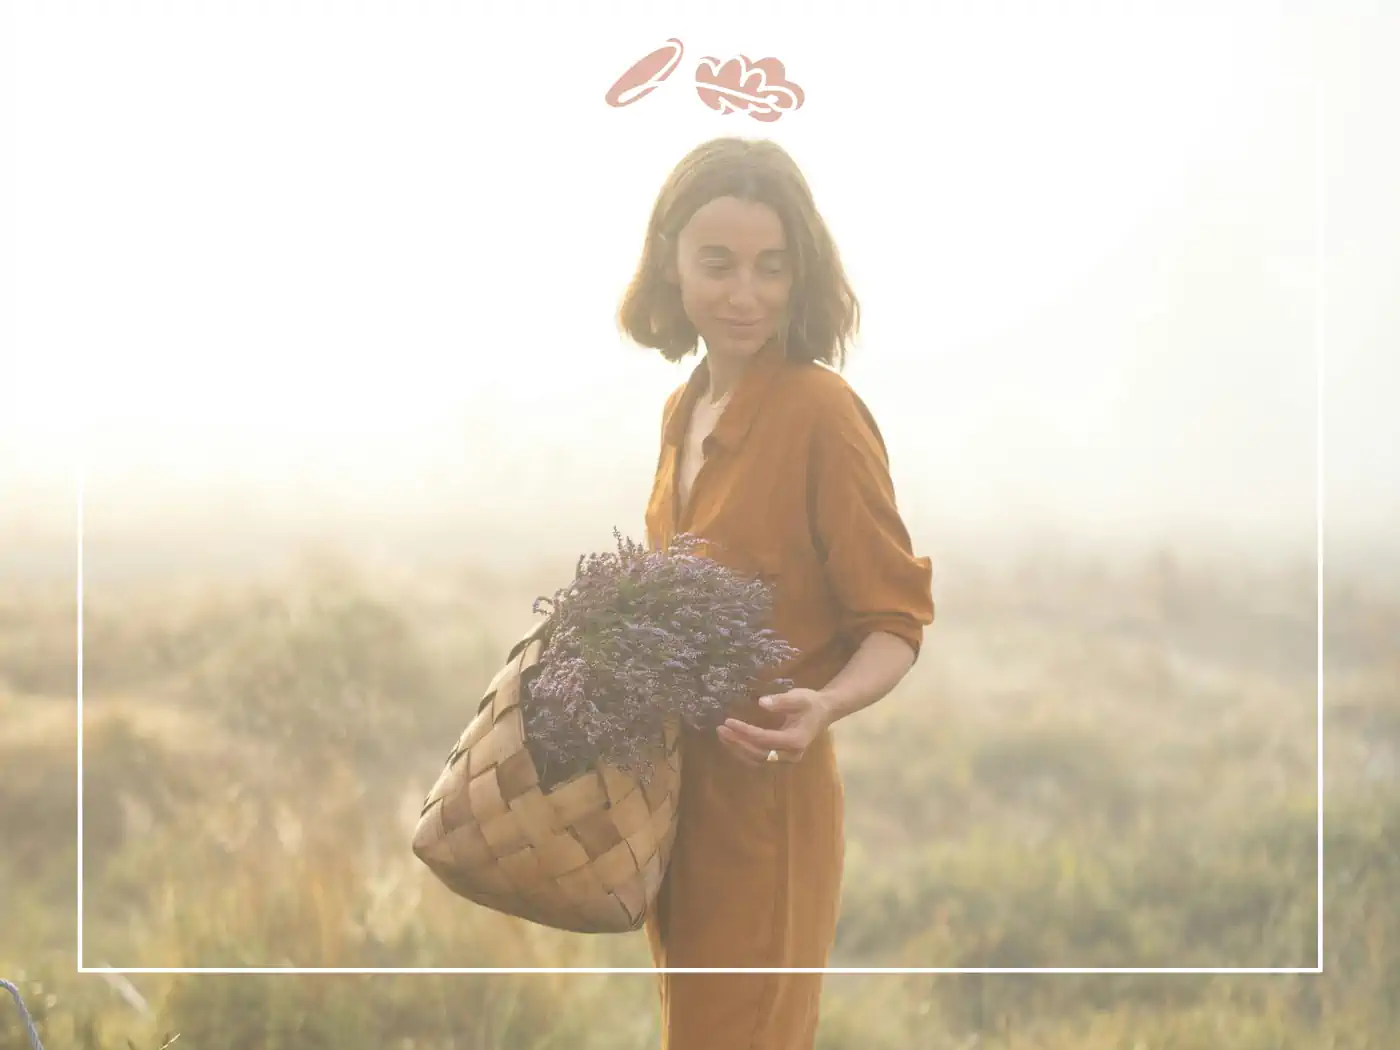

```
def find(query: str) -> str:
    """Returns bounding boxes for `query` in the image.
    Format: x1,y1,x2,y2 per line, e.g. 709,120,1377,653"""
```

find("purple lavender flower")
521,529,799,791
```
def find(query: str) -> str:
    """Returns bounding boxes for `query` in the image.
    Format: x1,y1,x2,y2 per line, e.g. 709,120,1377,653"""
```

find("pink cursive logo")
605,39,806,122
605,38,686,107
694,56,805,122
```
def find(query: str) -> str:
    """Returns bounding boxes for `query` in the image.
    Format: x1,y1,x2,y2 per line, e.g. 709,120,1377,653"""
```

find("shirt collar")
663,335,790,451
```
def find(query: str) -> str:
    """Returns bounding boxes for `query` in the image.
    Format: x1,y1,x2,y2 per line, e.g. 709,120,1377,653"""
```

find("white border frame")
73,84,1321,985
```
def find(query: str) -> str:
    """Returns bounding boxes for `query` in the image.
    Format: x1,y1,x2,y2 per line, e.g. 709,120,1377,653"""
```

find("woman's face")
670,195,794,361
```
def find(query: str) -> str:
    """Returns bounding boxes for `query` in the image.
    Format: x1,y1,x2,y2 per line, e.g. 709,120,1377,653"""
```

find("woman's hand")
716,688,833,766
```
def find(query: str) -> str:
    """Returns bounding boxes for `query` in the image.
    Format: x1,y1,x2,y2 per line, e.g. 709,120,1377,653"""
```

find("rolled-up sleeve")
808,384,935,659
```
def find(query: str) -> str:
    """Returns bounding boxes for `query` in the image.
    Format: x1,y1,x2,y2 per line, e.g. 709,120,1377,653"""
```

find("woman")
618,137,935,1050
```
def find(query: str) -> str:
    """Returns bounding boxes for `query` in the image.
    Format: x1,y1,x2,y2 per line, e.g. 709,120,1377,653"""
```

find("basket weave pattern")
413,620,683,934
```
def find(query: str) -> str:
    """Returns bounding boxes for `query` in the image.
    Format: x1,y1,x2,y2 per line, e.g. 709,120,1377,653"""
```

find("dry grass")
1,543,1396,1049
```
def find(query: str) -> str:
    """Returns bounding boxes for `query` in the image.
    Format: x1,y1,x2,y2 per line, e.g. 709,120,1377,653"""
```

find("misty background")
1,1,1395,585
6,6,1400,1043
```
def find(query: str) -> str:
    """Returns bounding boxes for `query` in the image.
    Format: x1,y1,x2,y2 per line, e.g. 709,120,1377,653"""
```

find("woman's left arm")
802,384,933,725
720,383,934,761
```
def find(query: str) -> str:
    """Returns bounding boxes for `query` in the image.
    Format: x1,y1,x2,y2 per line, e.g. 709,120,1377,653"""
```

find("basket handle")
505,615,553,663
473,616,553,715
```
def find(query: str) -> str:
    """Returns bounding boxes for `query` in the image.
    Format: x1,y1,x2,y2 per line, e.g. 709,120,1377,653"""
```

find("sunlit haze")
3,3,1395,582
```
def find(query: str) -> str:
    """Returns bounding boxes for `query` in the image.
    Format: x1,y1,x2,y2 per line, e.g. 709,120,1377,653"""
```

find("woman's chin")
706,330,772,358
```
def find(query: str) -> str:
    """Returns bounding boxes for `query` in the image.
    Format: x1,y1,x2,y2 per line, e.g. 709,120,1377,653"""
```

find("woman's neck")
705,341,767,403
703,363,738,404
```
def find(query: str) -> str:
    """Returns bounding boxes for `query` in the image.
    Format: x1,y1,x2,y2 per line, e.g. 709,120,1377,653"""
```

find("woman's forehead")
679,196,787,253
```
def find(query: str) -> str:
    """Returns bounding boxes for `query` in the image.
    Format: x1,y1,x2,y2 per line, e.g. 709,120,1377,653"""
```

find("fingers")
758,692,809,714
722,717,801,753
716,725,770,766
717,722,809,766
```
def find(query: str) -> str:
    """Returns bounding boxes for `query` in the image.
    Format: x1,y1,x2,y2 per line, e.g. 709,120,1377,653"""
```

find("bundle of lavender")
522,529,798,792
413,528,799,931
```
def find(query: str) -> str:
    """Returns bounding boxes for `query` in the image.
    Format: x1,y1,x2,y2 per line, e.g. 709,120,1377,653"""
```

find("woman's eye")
697,259,785,278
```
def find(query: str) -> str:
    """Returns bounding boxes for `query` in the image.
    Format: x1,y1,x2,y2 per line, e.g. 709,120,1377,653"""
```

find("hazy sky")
2,1,1396,568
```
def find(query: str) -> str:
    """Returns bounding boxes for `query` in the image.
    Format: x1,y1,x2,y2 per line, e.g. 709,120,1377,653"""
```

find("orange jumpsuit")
642,336,935,1049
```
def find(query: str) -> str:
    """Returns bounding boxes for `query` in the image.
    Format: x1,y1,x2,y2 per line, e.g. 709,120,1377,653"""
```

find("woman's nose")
726,271,760,309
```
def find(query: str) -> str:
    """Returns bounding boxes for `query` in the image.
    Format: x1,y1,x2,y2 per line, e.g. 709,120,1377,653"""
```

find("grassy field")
1,541,1396,1049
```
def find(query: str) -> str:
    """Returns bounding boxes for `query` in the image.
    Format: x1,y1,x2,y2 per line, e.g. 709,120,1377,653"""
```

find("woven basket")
412,617,683,934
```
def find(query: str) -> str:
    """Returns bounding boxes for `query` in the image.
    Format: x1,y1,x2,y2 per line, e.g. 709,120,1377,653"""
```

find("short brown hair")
617,137,860,369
